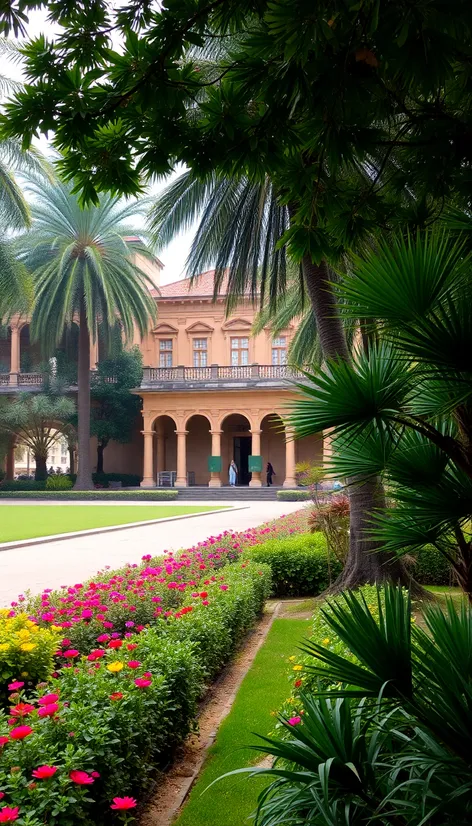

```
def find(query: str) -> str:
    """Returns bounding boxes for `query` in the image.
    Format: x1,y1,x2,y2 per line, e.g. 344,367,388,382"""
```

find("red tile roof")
158,270,230,299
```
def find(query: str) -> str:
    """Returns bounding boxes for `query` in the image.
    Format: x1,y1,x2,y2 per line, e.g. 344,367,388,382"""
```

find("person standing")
229,459,238,486
266,461,275,486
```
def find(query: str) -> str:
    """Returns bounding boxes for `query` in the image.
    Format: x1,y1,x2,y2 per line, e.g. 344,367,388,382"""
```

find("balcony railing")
0,371,118,390
141,363,305,386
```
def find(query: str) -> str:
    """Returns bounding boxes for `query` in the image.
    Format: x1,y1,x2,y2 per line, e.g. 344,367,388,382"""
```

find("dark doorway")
233,437,252,485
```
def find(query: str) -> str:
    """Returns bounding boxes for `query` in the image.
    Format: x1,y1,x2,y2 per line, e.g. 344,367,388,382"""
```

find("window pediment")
152,323,178,336
185,321,214,334
222,318,252,332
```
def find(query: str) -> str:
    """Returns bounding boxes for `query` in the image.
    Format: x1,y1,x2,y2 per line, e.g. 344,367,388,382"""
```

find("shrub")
46,475,74,490
68,472,142,487
277,490,311,501
0,611,61,702
412,544,452,585
0,489,178,500
0,480,46,491
247,533,342,596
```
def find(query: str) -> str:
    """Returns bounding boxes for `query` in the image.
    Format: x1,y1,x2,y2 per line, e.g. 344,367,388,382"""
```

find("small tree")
90,347,143,474
0,392,75,480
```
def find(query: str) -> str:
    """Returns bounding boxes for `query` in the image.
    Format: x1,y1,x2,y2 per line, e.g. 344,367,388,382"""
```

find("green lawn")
0,505,225,542
174,618,309,826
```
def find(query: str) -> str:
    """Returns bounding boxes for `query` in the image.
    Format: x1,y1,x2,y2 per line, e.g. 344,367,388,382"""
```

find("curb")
0,506,248,553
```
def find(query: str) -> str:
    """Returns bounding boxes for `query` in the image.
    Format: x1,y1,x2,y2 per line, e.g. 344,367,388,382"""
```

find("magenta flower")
287,716,302,726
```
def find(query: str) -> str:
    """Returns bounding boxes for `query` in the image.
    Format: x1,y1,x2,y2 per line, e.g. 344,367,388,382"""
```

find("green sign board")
248,455,263,472
208,455,222,473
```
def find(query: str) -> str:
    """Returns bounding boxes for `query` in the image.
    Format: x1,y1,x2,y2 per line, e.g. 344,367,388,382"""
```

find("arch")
151,414,177,484
221,413,252,486
186,414,212,485
260,413,286,485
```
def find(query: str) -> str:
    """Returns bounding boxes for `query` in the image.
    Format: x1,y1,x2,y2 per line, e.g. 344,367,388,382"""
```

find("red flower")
110,692,123,702
108,639,122,649
126,643,138,651
10,703,35,718
0,807,20,822
0,737,8,748
9,726,33,741
0,795,3,801
32,765,58,780
111,797,137,810
199,592,208,599
134,678,152,689
127,660,141,669
294,680,302,688
87,649,106,661
38,694,59,706
38,703,59,718
7,683,23,692
63,650,79,658
91,771,100,778
69,770,95,785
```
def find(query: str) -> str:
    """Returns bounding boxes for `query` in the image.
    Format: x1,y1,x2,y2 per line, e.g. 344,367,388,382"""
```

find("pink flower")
0,807,20,822
91,771,101,778
288,716,302,726
220,585,228,591
10,703,35,718
63,650,79,658
96,634,110,643
127,660,141,670
0,737,9,748
38,703,59,719
7,683,23,692
38,694,59,706
134,678,152,689
111,797,137,810
0,795,3,801
69,770,95,785
9,726,33,740
32,765,58,780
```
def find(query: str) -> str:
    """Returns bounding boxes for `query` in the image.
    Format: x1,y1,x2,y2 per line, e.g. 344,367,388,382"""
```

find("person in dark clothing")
266,462,275,486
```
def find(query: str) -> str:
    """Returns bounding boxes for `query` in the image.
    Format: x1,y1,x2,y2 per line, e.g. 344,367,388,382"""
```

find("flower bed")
0,562,271,824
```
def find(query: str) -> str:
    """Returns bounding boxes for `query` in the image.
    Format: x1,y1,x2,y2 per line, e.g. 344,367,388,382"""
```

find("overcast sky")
3,7,196,286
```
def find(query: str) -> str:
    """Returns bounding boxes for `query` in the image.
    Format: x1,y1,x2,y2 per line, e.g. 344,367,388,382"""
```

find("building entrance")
233,436,252,485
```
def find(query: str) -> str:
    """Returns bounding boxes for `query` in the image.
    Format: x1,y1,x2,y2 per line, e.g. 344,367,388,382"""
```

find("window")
231,337,249,366
193,338,208,367
159,339,173,367
272,335,287,365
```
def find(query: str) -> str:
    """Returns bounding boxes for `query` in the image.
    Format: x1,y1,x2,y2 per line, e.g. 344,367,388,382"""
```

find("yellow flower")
21,671,29,677
292,665,303,671
51,625,62,632
17,629,31,640
322,638,331,645
0,643,10,652
107,661,124,673
25,620,37,629
0,608,11,617
20,643,36,652
288,656,296,662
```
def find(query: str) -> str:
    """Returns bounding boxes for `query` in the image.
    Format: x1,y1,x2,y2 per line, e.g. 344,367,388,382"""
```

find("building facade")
0,262,325,487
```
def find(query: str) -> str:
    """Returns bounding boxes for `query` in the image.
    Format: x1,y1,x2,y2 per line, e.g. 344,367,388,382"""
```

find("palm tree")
0,392,75,481
148,171,408,590
19,180,157,489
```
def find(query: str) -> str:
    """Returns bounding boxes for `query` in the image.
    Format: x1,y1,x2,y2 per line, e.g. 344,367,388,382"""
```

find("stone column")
140,430,155,487
175,429,188,487
209,429,222,487
283,427,297,487
9,326,20,385
249,428,262,487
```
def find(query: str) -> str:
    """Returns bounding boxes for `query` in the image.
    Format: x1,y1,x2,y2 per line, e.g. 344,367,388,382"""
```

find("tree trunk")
96,442,105,475
5,436,15,481
301,255,414,592
34,453,48,482
68,446,76,476
74,298,94,490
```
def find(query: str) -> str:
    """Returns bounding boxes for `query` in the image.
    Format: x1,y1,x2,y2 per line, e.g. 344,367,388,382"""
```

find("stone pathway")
0,501,305,605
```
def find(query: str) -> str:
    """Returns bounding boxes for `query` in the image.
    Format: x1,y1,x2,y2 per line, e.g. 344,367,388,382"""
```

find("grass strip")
174,617,309,826
0,505,224,542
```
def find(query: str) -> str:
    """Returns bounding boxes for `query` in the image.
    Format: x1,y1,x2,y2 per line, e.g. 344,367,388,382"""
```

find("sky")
2,7,196,286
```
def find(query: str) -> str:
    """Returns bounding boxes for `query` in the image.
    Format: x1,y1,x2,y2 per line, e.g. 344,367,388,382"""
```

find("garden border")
0,506,245,552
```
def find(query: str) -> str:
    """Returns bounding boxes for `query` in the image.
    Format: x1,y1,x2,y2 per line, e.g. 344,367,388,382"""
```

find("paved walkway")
0,501,305,606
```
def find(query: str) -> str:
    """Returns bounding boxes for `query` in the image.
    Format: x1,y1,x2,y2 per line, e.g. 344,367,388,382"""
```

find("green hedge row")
0,472,142,491
247,534,342,596
247,533,453,596
0,562,271,826
277,489,311,501
0,489,178,500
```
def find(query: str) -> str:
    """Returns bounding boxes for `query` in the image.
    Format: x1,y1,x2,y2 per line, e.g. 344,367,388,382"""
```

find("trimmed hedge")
1,472,142,491
413,544,452,586
0,489,179,500
0,480,46,491
0,562,271,825
247,533,342,596
277,489,311,501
